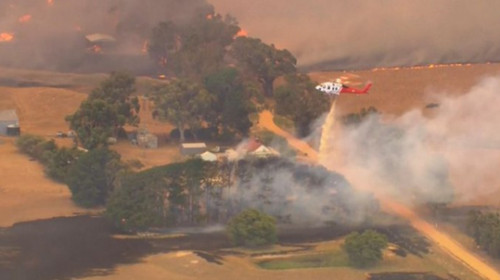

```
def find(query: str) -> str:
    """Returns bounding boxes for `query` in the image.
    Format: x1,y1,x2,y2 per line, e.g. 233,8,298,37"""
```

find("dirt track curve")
258,110,500,280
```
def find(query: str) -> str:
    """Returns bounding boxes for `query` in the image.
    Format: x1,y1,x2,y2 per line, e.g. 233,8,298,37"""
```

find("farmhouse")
181,142,207,156
0,110,20,136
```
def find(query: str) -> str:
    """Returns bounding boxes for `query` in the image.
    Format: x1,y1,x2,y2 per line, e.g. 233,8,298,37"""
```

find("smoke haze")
210,0,500,70
327,76,500,206
0,0,212,73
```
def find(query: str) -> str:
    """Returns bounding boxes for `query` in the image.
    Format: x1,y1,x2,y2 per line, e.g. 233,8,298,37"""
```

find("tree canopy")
467,210,500,258
66,72,140,149
343,230,388,268
66,148,123,208
203,67,253,138
275,74,331,136
151,78,213,142
231,36,297,97
226,208,277,247
148,13,240,79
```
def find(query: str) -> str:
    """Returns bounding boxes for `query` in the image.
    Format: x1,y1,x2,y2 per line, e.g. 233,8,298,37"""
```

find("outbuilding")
0,110,19,136
181,142,207,156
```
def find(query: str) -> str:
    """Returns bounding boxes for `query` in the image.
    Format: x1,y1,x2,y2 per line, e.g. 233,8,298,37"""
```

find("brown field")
1,63,500,279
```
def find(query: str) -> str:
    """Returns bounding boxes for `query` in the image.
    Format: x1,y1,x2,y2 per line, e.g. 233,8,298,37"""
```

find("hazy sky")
210,0,500,70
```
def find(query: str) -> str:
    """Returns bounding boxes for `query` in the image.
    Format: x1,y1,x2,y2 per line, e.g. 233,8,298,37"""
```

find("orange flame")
47,0,54,6
18,14,32,23
235,28,248,38
0,32,14,42
88,45,102,54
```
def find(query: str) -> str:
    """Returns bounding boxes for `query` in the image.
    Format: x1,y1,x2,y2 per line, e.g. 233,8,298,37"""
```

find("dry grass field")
1,63,500,279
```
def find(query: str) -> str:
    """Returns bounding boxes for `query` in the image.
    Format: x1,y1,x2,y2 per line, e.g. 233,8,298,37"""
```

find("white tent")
200,151,217,162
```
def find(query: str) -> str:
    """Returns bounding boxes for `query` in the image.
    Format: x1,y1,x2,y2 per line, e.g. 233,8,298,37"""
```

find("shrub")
227,209,277,247
343,230,388,268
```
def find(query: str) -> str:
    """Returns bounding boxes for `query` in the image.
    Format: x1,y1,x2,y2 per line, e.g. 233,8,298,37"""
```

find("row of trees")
16,135,122,207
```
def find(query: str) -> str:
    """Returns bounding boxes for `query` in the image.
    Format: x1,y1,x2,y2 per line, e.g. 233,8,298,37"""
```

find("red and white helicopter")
315,78,372,96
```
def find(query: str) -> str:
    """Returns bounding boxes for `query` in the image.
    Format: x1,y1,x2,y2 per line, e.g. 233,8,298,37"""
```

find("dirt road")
258,109,500,280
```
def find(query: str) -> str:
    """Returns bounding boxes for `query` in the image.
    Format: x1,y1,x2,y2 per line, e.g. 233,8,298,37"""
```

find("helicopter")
315,78,372,96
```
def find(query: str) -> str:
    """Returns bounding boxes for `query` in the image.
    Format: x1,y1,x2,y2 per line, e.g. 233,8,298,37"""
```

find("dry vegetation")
1,63,500,279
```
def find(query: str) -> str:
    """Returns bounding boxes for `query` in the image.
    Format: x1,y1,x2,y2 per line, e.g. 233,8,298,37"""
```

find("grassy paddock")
258,250,348,270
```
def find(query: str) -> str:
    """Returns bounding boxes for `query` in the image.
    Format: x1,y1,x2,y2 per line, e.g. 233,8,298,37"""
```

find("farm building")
181,142,207,156
0,110,20,136
137,133,158,149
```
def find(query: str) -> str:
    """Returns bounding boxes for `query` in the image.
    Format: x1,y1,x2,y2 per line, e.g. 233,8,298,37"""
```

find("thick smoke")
329,76,500,206
224,157,378,226
210,0,500,70
0,0,211,73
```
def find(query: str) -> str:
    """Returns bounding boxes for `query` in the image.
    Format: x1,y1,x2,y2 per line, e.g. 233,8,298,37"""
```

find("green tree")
16,134,56,162
67,72,139,149
203,67,253,138
227,208,277,247
275,74,331,136
148,21,180,72
45,147,82,183
106,170,168,231
343,230,388,268
66,99,120,149
151,78,213,142
89,71,140,127
66,148,123,207
466,211,500,257
148,13,240,79
231,37,297,97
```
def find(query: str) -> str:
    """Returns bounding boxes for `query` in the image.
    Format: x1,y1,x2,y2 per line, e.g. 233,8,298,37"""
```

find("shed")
0,110,19,136
181,142,207,156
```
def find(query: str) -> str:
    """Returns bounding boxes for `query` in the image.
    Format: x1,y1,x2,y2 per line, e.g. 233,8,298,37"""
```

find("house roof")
246,138,263,152
250,145,278,157
85,33,116,43
200,151,217,162
0,110,18,122
181,142,207,149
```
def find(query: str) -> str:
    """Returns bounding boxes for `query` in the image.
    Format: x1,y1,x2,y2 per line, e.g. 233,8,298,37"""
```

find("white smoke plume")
223,157,378,226
329,76,500,206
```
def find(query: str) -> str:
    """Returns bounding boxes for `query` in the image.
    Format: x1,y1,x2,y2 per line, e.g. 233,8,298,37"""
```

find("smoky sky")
210,0,500,70
0,0,212,73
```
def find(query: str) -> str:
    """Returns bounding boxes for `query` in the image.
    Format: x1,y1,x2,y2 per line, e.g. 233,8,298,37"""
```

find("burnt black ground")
0,215,431,280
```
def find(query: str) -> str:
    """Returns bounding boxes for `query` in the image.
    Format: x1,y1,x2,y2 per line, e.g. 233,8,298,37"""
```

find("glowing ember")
371,63,472,72
206,13,213,20
235,29,248,38
18,14,32,23
0,32,14,42
88,45,102,54
47,0,54,6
